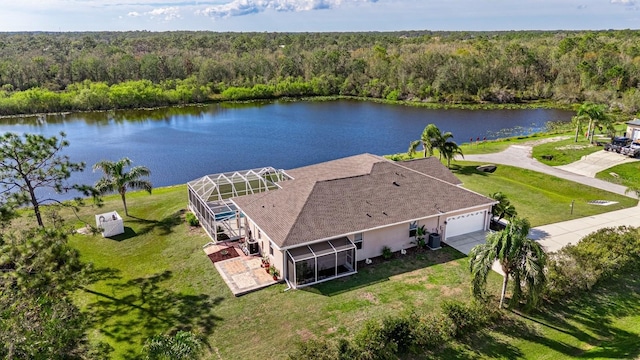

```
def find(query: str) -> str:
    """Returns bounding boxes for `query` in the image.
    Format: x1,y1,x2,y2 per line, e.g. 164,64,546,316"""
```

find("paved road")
460,144,634,197
556,150,639,177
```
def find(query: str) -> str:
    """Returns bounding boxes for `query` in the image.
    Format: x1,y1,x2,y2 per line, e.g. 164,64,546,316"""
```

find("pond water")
0,100,572,199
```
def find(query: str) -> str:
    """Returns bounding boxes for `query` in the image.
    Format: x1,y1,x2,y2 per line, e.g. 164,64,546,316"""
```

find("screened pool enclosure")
187,167,291,243
286,237,357,288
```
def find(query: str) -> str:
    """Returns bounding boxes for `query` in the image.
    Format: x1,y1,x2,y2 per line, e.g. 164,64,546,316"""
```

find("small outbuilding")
626,119,640,143
95,211,124,237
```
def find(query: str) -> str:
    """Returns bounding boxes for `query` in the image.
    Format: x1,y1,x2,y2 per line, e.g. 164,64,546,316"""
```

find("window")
409,221,418,237
353,232,363,250
269,243,274,256
258,229,261,239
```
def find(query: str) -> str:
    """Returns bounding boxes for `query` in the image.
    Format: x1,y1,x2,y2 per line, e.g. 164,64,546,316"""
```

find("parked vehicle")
620,144,640,158
604,137,632,153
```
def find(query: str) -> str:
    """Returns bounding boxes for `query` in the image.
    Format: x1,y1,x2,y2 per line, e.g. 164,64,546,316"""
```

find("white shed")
95,211,124,237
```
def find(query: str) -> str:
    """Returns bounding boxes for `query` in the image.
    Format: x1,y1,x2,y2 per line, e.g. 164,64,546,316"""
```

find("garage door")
445,211,486,239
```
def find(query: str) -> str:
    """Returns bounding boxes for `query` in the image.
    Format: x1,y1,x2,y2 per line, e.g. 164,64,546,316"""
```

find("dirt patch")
556,144,590,151
296,328,315,341
440,285,463,297
360,292,380,305
522,135,570,146
425,283,438,290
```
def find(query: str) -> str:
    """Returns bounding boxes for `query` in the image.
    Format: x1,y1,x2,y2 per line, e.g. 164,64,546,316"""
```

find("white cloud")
611,0,636,5
199,0,378,18
128,11,141,17
147,7,182,20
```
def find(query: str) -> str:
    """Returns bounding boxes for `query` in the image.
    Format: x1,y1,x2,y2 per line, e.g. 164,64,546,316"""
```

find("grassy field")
532,136,603,166
595,161,640,189
51,157,637,358
450,161,637,226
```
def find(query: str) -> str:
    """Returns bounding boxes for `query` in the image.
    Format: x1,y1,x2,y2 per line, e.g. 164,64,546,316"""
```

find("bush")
546,226,640,299
288,339,337,360
440,300,494,338
353,320,398,360
381,313,417,354
185,212,199,227
381,246,393,260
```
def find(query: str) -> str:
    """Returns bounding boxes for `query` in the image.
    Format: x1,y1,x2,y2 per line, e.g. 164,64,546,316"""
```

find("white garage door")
445,211,486,239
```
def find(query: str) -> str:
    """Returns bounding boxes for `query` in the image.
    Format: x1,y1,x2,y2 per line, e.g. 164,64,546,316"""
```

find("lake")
0,100,572,198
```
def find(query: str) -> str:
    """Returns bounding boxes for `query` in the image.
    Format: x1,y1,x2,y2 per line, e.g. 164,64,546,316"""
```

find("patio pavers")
213,255,277,296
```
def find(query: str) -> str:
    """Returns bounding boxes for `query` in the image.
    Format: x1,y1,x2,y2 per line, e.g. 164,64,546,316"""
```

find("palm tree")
573,102,607,143
441,140,464,168
408,124,454,159
469,218,546,309
489,192,517,222
93,157,152,216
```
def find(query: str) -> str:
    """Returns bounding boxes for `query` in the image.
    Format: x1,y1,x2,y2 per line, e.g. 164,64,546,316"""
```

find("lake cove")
0,100,572,193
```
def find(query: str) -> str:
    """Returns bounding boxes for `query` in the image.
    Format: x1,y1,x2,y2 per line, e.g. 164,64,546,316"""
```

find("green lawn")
532,136,603,166
66,186,501,359
57,160,638,358
595,161,640,189
450,161,637,226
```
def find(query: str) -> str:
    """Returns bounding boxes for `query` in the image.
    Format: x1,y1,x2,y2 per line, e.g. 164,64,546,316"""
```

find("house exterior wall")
627,124,640,141
245,216,285,278
354,217,438,261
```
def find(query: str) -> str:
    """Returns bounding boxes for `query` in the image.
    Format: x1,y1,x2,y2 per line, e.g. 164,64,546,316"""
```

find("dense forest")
1,30,640,115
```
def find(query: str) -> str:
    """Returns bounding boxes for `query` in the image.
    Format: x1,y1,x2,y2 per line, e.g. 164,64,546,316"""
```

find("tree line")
2,30,640,115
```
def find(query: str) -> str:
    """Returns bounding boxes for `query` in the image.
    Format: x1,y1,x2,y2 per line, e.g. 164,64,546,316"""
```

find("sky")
0,0,639,32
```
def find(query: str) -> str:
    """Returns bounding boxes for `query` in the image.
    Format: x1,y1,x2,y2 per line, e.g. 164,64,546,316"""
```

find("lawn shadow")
106,226,137,241
527,228,550,241
127,209,184,236
306,246,465,297
435,320,526,359
496,276,640,359
82,269,224,359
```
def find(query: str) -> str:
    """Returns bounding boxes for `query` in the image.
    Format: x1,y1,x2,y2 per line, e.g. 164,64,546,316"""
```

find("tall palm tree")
573,102,607,143
93,157,152,216
441,140,464,168
469,218,546,309
408,124,454,159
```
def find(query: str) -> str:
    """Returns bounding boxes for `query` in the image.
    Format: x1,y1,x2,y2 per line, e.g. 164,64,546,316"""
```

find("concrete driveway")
555,150,639,177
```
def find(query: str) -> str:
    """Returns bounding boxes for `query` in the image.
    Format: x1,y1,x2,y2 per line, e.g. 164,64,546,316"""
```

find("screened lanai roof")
287,237,356,262
187,167,292,203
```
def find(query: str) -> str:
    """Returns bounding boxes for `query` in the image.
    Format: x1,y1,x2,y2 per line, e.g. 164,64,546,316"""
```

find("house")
626,119,640,143
188,154,496,289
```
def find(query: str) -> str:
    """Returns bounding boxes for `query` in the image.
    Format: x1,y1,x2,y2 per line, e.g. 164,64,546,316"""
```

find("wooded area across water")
1,30,640,115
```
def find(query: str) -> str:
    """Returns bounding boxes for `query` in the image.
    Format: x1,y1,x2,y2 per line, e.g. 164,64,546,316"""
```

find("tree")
0,227,94,359
469,218,546,309
0,132,93,227
143,331,203,360
408,124,454,159
441,140,464,168
489,192,517,222
93,157,152,216
573,102,607,143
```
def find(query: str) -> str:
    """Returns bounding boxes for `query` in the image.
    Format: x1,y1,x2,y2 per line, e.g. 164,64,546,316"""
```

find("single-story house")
188,154,496,289
626,119,640,143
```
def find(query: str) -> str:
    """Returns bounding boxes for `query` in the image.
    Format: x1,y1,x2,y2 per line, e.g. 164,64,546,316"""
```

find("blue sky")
1,0,639,32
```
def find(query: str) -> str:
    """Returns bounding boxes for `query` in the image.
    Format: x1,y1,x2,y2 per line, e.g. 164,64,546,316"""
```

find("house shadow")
305,246,465,297
82,269,224,359
450,164,492,176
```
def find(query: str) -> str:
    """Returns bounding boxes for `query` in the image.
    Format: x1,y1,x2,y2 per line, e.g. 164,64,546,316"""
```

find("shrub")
381,313,417,354
185,212,199,227
381,246,393,260
440,300,494,338
546,226,640,299
288,339,337,360
353,320,398,360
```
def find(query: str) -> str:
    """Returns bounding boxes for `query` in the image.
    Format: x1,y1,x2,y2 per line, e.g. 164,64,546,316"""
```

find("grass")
439,276,640,359
34,147,637,358
60,187,501,359
532,136,604,166
595,161,640,189
450,161,637,226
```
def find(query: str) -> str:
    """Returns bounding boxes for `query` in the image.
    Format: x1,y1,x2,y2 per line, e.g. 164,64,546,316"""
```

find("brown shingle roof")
232,154,494,248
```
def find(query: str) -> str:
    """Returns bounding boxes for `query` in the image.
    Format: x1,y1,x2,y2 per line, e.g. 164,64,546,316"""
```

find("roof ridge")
281,181,320,246
392,158,460,186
